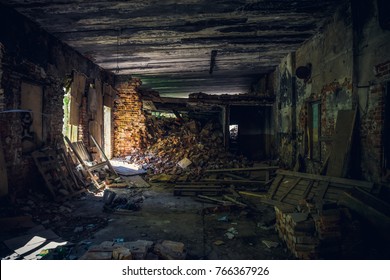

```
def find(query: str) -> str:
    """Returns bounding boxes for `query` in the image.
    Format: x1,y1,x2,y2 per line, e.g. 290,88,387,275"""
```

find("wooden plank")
73,141,91,162
58,148,81,190
174,185,222,196
199,179,265,184
88,161,111,172
275,184,290,192
126,175,150,188
223,195,247,207
302,180,315,199
323,192,341,201
276,170,373,190
269,175,284,199
222,173,249,180
326,187,345,195
90,135,118,176
64,136,102,188
339,191,390,240
205,166,279,173
197,195,230,205
0,136,8,197
238,191,296,209
292,183,311,192
283,197,300,205
289,188,306,196
283,193,305,200
316,181,330,200
326,109,357,177
279,178,301,202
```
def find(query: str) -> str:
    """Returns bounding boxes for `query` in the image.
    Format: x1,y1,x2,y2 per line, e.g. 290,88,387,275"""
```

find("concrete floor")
1,183,293,260
69,185,292,260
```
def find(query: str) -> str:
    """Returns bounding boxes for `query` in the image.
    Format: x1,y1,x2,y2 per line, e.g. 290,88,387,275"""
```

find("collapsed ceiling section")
2,0,343,97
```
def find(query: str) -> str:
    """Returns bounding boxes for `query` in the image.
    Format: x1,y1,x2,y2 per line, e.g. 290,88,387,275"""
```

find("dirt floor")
0,183,294,260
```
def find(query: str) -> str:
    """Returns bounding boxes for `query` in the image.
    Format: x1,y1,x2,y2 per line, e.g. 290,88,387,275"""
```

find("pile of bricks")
275,203,351,259
313,207,342,257
112,79,252,179
114,79,148,156
275,206,320,259
126,117,250,179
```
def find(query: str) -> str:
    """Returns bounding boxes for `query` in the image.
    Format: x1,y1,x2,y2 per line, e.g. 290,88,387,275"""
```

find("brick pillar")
113,78,147,157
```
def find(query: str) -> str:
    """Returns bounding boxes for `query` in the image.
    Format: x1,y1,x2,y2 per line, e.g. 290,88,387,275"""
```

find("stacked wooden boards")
267,170,374,206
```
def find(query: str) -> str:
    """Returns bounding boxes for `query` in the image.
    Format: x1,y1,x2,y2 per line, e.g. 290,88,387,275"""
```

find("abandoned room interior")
0,0,389,260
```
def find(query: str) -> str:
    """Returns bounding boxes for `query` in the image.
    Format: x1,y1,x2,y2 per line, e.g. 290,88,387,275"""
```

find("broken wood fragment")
197,195,231,206
223,195,247,207
105,182,129,188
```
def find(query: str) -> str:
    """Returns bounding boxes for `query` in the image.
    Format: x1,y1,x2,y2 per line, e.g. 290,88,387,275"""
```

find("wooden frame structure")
64,135,118,188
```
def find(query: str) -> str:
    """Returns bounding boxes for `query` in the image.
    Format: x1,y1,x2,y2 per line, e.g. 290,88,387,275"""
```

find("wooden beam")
200,179,265,184
269,175,284,199
339,191,390,239
302,180,315,199
90,135,118,176
205,166,279,173
276,170,373,190
238,191,295,209
279,178,301,202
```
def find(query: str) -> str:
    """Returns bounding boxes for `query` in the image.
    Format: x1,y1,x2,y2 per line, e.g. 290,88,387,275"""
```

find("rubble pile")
123,116,251,180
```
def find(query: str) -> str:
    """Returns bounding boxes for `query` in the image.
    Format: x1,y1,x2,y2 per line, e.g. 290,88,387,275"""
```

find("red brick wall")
113,79,148,156
375,61,390,80
360,84,385,181
320,80,353,158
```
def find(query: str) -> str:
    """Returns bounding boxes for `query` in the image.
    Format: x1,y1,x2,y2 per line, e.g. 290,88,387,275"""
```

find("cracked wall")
275,0,390,183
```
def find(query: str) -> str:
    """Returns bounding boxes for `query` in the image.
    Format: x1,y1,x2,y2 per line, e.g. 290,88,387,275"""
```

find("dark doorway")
229,105,273,160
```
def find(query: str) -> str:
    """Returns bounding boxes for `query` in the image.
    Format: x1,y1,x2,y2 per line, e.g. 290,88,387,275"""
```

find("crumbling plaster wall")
0,5,114,195
355,0,390,182
275,0,390,183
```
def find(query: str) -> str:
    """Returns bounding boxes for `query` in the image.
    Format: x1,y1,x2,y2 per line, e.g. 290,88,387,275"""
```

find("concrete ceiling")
2,0,343,97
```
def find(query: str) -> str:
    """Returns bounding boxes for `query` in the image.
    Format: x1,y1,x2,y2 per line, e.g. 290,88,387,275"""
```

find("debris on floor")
154,240,186,260
262,240,279,249
79,239,184,260
274,201,363,259
118,117,252,181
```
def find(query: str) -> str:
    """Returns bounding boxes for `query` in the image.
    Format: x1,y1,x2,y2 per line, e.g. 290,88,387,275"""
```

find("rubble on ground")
121,117,252,181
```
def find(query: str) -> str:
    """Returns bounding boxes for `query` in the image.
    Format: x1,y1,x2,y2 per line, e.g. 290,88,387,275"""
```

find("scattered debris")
120,118,252,181
178,158,192,169
217,215,229,222
262,240,279,249
154,240,186,260
112,247,132,260
213,240,225,246
73,226,83,233
225,227,238,239
103,189,117,205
